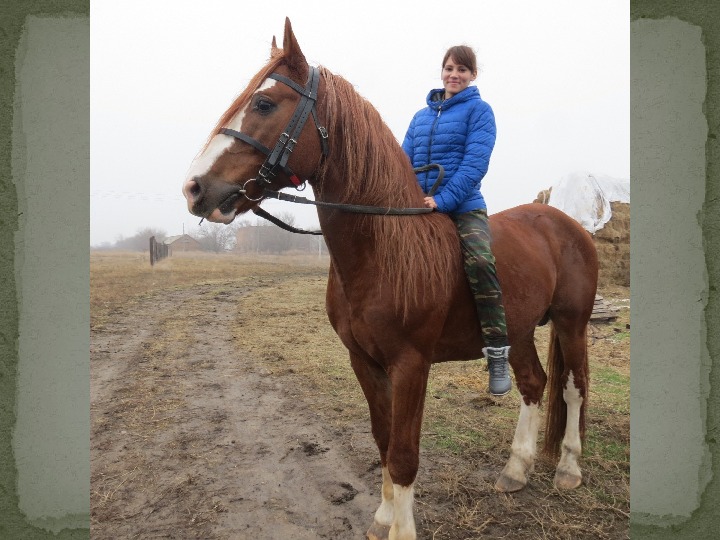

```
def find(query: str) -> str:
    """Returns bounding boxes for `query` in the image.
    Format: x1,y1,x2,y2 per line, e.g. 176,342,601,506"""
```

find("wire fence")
149,236,169,266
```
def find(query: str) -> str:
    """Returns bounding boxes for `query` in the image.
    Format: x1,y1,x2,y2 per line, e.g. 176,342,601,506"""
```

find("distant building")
163,234,203,253
234,225,327,255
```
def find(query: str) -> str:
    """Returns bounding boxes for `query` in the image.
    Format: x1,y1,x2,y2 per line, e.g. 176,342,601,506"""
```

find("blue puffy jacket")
402,85,496,214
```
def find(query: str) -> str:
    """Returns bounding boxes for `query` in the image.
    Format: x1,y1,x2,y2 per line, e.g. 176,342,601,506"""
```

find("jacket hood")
426,85,481,110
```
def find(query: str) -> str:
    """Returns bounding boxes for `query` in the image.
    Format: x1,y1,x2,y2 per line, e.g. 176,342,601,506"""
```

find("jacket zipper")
426,103,443,193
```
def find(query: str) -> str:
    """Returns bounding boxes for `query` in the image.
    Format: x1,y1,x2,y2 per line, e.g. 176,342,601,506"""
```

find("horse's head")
182,18,328,224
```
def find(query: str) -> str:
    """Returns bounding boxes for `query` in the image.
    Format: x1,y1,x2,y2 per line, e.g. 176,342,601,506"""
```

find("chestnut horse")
182,19,598,540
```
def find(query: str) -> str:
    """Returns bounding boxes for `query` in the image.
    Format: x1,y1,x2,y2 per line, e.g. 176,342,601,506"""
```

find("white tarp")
547,172,630,233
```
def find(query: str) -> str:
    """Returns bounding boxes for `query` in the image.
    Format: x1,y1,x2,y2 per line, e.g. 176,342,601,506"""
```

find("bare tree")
194,221,237,253
114,228,167,251
263,212,296,254
234,212,327,254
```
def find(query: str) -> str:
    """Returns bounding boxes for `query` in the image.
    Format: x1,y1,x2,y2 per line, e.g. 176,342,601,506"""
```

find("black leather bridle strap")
267,73,310,96
220,127,300,184
261,189,434,215
251,206,322,235
220,128,271,156
263,68,319,176
266,72,329,156
219,66,327,188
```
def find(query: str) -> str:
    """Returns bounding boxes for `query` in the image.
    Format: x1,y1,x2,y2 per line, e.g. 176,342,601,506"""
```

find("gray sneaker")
483,345,512,396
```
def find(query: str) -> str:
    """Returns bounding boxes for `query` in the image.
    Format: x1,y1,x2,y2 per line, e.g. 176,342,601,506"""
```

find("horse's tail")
543,324,587,457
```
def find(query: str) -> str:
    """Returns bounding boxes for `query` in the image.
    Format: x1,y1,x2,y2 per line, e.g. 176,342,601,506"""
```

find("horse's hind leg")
495,334,547,493
555,368,584,489
549,319,589,490
348,351,394,540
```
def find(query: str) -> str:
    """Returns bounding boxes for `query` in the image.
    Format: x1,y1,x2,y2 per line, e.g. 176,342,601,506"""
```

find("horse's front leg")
495,338,546,492
348,351,395,540
384,352,430,540
351,345,430,540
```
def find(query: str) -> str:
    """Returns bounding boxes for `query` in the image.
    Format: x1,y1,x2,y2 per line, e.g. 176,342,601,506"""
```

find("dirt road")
92,282,383,539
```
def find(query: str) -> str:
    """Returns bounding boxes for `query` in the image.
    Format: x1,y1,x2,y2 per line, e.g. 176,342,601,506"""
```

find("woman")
402,45,511,396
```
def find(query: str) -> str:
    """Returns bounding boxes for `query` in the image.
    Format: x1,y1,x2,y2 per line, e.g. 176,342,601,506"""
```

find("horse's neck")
314,205,376,271
313,145,424,208
311,173,385,289
309,110,432,290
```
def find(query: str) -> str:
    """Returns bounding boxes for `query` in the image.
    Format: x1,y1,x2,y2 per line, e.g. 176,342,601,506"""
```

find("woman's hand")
423,196,438,209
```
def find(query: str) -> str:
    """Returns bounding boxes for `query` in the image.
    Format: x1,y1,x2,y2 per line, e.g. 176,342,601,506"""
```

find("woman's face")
441,57,475,98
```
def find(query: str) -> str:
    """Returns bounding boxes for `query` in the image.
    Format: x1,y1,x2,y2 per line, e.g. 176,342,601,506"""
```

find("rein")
212,65,446,235
248,164,446,235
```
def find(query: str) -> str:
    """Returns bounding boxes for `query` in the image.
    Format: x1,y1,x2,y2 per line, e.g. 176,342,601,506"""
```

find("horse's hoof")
367,521,391,540
554,471,582,489
494,473,527,493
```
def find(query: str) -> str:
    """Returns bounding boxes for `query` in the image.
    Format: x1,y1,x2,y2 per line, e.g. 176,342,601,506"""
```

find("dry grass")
90,250,329,329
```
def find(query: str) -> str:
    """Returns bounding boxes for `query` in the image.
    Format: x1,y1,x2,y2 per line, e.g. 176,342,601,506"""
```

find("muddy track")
91,282,380,539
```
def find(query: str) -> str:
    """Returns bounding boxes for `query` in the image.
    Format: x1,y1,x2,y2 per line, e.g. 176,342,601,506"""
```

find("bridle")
219,66,329,201
209,65,442,234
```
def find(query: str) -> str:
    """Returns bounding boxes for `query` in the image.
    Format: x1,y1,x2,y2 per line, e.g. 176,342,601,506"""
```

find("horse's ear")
282,17,308,75
270,35,282,58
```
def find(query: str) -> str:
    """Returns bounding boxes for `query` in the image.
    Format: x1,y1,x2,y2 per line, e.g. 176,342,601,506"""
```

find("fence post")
150,236,156,266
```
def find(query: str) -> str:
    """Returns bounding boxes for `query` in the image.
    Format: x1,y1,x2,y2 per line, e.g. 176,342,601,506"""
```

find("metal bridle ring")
242,178,265,202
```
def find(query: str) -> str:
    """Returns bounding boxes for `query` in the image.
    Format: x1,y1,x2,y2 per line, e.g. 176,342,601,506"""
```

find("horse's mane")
315,67,461,316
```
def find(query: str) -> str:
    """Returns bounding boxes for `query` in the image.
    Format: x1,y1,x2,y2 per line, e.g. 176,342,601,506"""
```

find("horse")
182,18,598,540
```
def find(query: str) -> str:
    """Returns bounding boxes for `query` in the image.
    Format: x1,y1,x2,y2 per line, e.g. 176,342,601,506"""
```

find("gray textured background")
631,1,720,538
13,16,89,533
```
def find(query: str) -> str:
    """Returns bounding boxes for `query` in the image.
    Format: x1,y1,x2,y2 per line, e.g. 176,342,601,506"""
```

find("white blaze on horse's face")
185,135,234,183
185,78,279,183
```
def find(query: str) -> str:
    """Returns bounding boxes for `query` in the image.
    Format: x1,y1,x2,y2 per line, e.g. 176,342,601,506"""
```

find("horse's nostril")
183,179,202,202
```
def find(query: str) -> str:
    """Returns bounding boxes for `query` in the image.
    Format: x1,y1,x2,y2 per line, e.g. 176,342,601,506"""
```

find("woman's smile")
441,57,475,98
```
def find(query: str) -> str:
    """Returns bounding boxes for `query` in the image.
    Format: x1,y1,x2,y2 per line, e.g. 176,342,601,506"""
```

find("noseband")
219,66,329,197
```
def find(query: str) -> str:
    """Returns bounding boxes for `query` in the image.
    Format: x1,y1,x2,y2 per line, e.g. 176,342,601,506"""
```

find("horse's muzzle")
182,175,242,220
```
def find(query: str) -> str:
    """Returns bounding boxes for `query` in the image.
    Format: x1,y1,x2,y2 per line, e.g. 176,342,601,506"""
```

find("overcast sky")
90,0,629,247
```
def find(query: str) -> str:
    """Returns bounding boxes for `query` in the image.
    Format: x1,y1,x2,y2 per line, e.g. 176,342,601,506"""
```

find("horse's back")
492,203,598,325
435,203,597,361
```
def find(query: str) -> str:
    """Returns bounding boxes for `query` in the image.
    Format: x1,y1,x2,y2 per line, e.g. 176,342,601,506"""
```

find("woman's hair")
442,45,478,75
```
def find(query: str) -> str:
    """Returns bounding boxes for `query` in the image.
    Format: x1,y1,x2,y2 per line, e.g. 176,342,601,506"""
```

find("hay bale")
593,202,630,288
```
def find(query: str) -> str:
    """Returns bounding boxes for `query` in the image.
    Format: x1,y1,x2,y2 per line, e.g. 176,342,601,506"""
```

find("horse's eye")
254,97,275,115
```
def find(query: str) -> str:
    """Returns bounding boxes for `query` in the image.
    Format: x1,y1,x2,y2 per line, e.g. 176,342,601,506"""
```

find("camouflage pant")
451,209,508,346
